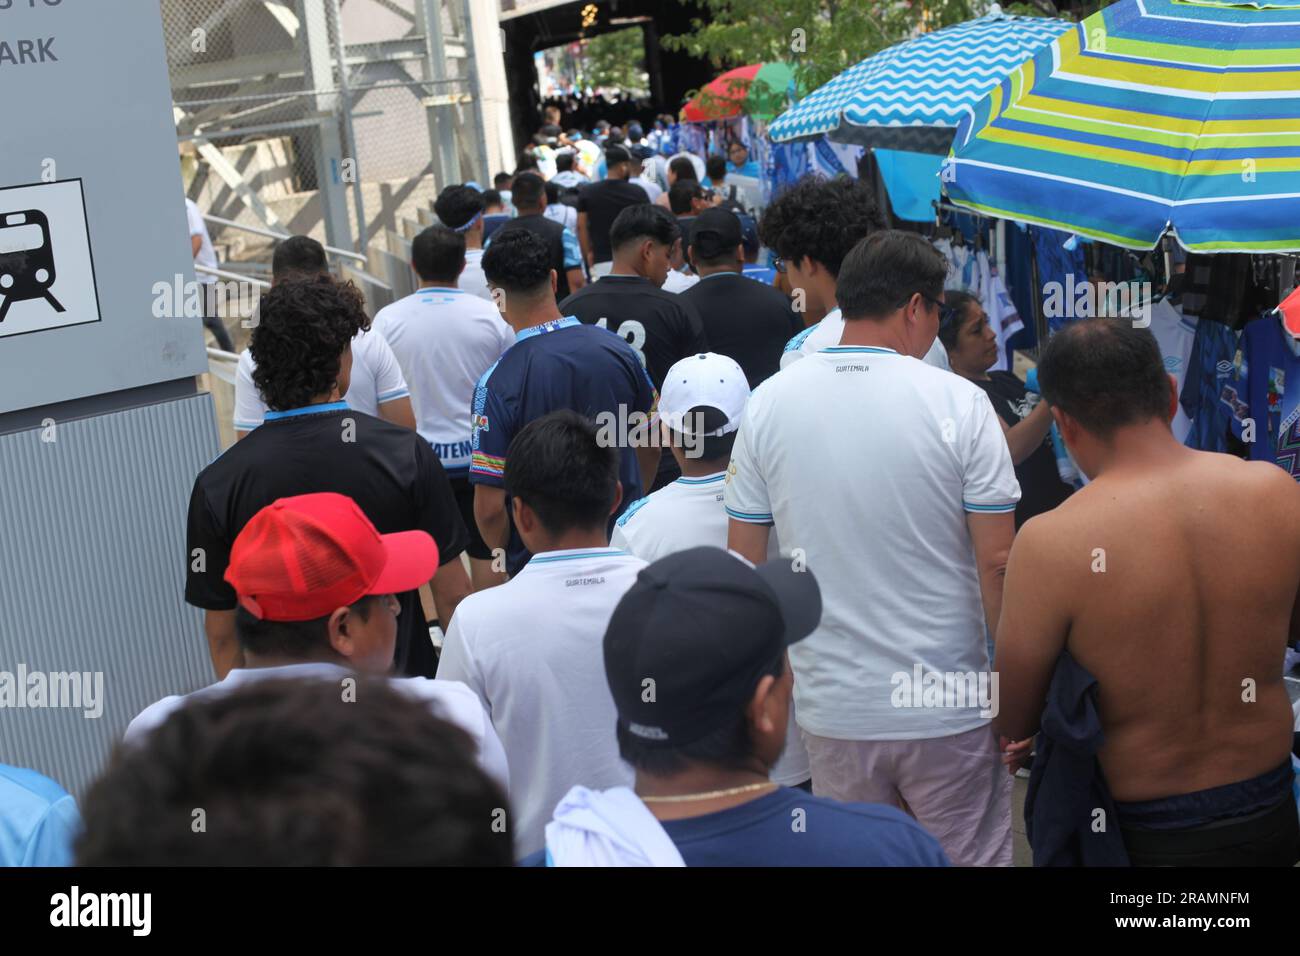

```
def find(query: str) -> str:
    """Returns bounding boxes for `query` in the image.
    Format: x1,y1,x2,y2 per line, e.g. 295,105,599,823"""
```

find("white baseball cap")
659,352,751,437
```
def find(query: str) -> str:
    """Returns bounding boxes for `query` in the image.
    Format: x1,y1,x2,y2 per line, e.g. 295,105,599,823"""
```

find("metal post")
329,0,369,252
419,0,463,188
299,0,354,251
459,0,492,184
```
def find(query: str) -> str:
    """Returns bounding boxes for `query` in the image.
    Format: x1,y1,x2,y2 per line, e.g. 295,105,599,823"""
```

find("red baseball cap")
224,493,439,621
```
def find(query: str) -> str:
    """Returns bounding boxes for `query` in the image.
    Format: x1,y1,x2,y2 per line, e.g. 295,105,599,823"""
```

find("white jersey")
780,307,949,371
661,269,700,294
611,472,810,786
725,345,1020,741
233,327,409,432
437,546,644,857
1147,297,1198,443
373,287,514,475
544,202,578,233
632,176,663,203
123,662,509,794
185,198,218,285
460,248,494,303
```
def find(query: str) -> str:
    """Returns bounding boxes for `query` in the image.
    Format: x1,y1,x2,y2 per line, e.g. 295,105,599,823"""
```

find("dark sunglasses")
920,292,958,329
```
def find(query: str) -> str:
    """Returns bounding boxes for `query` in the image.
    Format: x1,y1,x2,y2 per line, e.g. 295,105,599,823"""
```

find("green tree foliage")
580,27,649,94
664,0,984,92
664,0,1103,98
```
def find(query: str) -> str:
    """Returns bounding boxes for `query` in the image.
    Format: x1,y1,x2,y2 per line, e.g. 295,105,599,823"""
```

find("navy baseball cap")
603,547,822,747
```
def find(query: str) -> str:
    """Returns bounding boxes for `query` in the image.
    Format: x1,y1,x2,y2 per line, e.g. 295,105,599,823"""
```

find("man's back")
123,661,510,793
681,273,802,388
725,346,1020,740
560,275,709,389
437,547,645,856
494,214,573,300
1025,451,1300,801
373,288,513,473
468,319,657,575
659,788,949,867
577,180,649,263
186,407,467,677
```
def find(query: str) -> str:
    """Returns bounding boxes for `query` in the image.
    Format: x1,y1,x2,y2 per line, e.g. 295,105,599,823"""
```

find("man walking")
726,231,1020,866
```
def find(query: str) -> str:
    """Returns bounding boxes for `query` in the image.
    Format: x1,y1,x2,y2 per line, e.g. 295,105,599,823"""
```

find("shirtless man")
995,318,1300,866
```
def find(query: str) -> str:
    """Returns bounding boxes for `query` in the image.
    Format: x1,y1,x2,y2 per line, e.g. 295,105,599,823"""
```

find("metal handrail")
195,264,272,288
202,213,368,264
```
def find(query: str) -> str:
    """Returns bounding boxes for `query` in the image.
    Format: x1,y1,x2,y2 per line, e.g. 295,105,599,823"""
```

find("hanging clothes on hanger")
1146,297,1199,444
1238,312,1300,468
1180,318,1242,454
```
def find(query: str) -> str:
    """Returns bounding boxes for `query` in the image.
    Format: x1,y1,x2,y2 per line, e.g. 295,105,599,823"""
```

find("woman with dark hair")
939,290,1074,528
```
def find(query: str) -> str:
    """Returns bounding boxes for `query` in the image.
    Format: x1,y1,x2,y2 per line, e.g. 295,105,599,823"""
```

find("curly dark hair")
481,228,553,296
75,678,513,866
434,184,485,230
250,275,368,411
758,175,886,277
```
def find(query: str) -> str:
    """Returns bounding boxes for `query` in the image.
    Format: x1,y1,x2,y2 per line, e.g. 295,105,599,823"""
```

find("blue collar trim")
264,401,349,421
517,316,581,342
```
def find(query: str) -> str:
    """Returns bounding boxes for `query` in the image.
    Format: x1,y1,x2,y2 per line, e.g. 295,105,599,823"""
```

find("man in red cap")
135,493,508,791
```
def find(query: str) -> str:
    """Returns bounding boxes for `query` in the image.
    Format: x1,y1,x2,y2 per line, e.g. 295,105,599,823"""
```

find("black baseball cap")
603,547,822,748
689,207,743,260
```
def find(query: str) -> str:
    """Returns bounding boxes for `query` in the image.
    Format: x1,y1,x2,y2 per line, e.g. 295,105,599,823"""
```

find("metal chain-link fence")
163,0,487,275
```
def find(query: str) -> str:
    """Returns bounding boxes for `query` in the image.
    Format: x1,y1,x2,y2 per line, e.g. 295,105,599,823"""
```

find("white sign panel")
0,179,101,337
0,0,207,416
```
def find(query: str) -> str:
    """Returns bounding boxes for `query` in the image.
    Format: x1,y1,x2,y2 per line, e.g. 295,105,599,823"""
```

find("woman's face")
947,303,998,374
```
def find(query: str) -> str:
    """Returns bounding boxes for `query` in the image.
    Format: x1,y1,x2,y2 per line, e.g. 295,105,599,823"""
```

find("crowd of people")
5,118,1300,869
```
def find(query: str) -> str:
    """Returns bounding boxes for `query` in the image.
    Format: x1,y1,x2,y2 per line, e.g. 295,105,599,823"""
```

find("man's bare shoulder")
1008,506,1080,573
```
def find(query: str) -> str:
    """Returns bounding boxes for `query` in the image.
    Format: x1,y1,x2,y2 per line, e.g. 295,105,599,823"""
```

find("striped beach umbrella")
945,0,1300,252
682,63,797,123
768,10,1071,153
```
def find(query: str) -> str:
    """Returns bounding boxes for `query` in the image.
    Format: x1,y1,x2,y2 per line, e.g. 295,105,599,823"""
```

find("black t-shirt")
577,179,650,263
560,275,709,489
495,214,572,300
560,275,709,389
185,404,469,678
680,272,803,388
973,372,1074,528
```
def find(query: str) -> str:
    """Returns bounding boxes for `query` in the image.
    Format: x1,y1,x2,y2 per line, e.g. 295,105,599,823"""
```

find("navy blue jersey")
469,317,658,575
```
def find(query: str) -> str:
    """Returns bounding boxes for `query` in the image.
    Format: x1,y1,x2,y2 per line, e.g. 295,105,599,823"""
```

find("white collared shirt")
124,661,509,792
725,346,1020,740
373,286,514,475
437,546,645,857
612,473,810,785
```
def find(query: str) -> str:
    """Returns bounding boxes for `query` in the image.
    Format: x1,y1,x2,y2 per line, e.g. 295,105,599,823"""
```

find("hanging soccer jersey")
1239,314,1300,474
1180,319,1241,454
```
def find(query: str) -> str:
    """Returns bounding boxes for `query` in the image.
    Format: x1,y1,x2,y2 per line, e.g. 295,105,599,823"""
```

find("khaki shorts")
802,724,1013,866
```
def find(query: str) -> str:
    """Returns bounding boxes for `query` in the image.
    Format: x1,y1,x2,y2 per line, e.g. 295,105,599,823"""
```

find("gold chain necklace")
640,781,776,804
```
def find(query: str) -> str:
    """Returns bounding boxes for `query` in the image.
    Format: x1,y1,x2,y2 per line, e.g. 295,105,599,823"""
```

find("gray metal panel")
0,393,220,798
0,0,209,414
